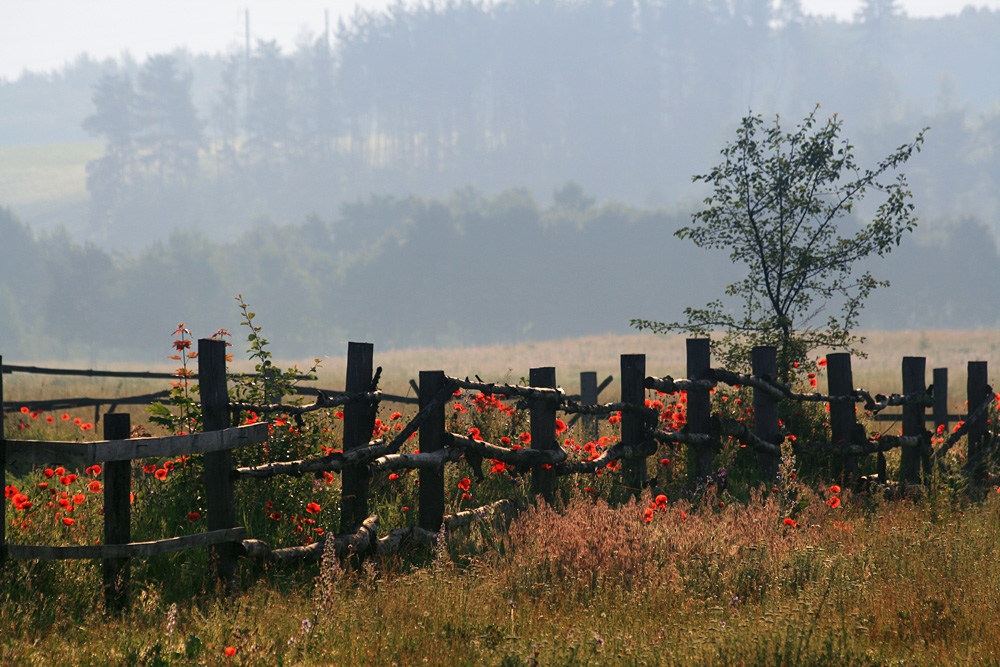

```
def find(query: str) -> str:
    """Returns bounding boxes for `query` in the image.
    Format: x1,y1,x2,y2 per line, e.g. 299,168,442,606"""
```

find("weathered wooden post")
686,339,715,480
0,355,6,565
341,342,375,532
529,367,558,504
418,370,446,532
930,367,948,476
827,352,860,484
102,412,131,612
899,357,926,486
751,346,781,482
579,371,599,444
620,354,647,497
965,361,990,484
199,337,237,590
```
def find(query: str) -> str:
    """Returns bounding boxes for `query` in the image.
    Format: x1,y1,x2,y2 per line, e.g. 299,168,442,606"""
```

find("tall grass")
3,489,1000,665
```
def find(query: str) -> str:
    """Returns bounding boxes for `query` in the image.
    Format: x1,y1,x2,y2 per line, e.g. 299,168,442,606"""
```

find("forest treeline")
2,0,1000,247
1,187,998,362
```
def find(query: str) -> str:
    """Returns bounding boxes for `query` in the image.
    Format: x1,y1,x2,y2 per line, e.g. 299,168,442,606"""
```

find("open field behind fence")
7,330,995,415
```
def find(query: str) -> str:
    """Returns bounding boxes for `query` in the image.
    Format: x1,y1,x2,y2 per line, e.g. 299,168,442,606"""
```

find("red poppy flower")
81,423,94,431
89,481,102,493
643,507,654,523
73,418,82,425
86,464,102,476
55,467,65,476
306,502,321,514
827,497,841,509
390,412,402,421
829,485,841,494
500,436,511,446
62,517,75,526
783,518,797,527
154,468,168,481
225,646,237,657
460,492,472,501
46,416,54,423
37,482,49,489
388,472,400,481
818,358,827,367
660,458,670,466
20,406,29,414
458,478,471,492
555,419,567,434
60,474,77,485
519,432,531,444
188,511,201,522
71,493,85,504
43,468,54,478
61,413,70,420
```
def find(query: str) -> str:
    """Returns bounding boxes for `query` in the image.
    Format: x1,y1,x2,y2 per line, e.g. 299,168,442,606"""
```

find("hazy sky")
2,0,997,81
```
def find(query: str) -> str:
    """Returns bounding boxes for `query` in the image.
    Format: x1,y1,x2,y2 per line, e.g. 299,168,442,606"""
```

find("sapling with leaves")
633,105,927,381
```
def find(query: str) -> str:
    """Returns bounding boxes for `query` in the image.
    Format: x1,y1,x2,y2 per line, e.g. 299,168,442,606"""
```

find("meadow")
0,141,100,231
2,329,999,666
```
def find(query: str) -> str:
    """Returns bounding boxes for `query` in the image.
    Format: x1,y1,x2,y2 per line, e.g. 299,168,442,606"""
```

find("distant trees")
83,54,201,238
65,1,1000,245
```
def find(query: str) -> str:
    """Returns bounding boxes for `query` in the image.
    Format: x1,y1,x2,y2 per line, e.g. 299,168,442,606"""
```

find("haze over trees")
1,0,999,360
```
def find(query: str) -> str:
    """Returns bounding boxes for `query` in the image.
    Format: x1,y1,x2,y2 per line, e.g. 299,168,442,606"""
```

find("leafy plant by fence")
2,338,997,612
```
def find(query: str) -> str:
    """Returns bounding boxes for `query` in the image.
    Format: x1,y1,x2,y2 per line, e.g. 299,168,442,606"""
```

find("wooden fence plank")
341,342,375,532
620,354,646,496
1,354,6,564
102,412,132,613
6,423,268,466
200,338,237,590
579,372,599,444
529,367,558,504
966,361,990,483
827,353,860,484
899,357,926,485
8,528,247,560
752,346,781,481
418,370,446,532
686,339,715,480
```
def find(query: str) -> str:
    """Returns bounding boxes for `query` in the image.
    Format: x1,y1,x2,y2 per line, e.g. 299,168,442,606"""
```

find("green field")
0,141,100,231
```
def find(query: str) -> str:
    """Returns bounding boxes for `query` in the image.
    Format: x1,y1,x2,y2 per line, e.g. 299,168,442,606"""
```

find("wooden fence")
2,338,996,612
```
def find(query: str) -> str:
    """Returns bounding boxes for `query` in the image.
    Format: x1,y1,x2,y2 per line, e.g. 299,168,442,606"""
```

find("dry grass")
5,489,1000,665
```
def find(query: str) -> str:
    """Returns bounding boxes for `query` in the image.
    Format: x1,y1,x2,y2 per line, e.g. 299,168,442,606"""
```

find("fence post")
199,337,236,590
932,368,949,434
1,354,5,565
102,412,131,613
620,354,647,497
579,371,599,444
418,370,446,532
930,367,948,476
965,361,990,484
827,352,860,484
751,346,780,482
899,357,926,486
686,339,715,480
341,342,375,532
529,367,558,504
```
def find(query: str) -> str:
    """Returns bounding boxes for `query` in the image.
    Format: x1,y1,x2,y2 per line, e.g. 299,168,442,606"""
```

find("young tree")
632,106,926,378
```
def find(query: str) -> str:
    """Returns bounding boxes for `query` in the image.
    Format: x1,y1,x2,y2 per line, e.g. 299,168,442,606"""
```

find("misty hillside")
0,0,999,360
